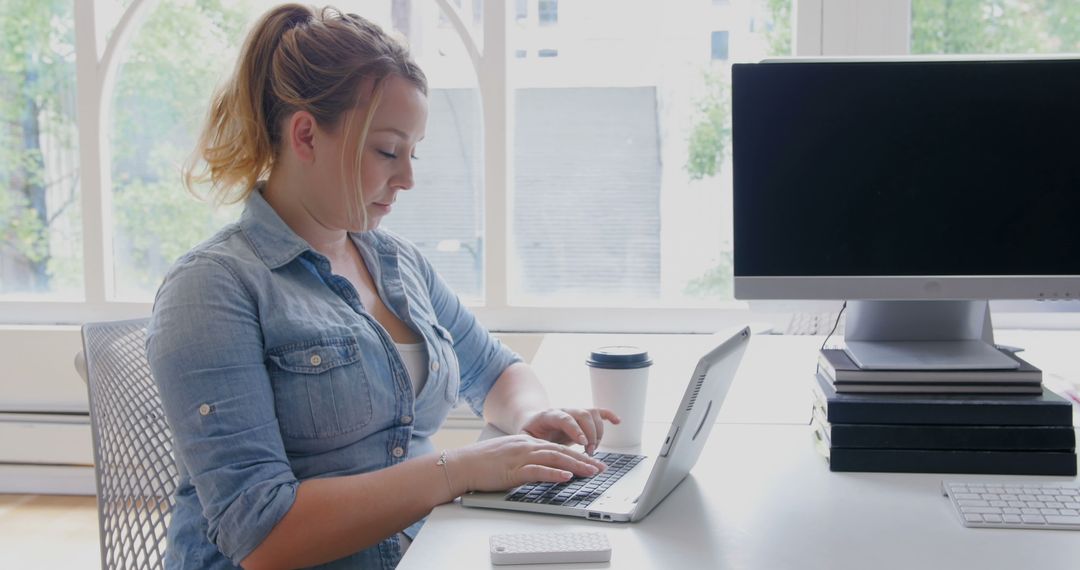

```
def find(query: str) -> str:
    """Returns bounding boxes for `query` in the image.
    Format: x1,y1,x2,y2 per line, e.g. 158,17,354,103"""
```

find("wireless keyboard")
943,480,1080,530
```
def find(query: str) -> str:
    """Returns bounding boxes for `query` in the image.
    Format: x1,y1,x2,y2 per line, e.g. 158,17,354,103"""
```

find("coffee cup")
586,346,652,448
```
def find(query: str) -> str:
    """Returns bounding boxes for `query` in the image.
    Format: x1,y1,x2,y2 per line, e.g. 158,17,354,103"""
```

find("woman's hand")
519,408,621,456
448,435,608,494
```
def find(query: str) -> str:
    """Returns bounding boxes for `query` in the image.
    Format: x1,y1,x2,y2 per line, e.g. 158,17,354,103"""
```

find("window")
538,0,558,26
510,0,792,308
711,31,730,60
1,0,81,299
109,0,249,300
2,0,796,330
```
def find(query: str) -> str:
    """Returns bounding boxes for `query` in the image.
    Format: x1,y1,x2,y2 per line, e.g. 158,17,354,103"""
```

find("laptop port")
588,512,602,520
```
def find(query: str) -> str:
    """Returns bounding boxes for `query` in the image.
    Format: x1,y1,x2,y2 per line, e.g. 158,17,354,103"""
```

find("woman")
147,4,617,569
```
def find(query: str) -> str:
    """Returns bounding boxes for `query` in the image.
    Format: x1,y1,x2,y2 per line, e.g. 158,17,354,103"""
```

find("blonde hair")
184,3,427,222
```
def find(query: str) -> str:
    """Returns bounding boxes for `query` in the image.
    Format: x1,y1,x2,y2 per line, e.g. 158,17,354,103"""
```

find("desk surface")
401,423,1080,570
399,331,1080,570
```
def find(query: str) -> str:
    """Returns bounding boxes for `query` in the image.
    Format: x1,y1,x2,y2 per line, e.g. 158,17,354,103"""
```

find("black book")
813,423,1078,476
818,348,1042,384
813,373,1074,426
823,448,1078,476
830,381,1043,395
812,405,1076,451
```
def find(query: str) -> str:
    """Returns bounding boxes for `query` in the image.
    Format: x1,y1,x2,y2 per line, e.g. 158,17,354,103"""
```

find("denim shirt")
146,190,521,569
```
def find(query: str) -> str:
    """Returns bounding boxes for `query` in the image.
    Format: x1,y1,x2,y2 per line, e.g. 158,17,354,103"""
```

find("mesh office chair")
81,318,177,570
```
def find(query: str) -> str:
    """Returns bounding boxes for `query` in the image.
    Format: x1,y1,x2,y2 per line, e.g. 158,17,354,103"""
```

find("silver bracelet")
436,449,455,499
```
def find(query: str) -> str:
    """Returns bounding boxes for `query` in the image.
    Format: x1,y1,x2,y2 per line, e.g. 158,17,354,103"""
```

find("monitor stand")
842,300,1019,370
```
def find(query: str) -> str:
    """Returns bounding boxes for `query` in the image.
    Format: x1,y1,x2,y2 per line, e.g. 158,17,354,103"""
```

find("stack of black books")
812,348,1077,476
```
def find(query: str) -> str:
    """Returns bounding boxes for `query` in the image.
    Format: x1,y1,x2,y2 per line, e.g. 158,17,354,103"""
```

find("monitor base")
842,300,1019,370
844,340,1017,370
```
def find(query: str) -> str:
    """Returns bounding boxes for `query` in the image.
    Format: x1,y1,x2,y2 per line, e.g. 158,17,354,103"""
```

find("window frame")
4,0,1075,332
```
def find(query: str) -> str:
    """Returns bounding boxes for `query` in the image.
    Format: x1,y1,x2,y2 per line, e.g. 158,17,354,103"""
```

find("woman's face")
312,74,428,232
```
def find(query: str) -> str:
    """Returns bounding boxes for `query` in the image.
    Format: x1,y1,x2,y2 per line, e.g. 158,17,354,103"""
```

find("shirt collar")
239,186,316,269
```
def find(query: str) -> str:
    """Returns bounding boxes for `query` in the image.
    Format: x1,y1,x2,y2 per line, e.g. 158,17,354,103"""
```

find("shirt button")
401,415,412,425
430,361,440,372
392,446,405,458
309,354,322,366
198,404,211,416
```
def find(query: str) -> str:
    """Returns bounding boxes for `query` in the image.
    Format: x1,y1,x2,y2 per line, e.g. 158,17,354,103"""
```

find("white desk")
399,332,1080,570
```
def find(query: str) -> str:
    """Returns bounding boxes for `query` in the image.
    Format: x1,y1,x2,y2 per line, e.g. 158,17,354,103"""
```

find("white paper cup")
587,346,652,448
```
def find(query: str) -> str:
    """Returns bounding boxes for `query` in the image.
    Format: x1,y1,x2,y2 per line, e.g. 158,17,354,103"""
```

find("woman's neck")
263,169,352,261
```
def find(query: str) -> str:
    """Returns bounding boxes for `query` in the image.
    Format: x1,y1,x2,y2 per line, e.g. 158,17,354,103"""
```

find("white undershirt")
394,342,429,396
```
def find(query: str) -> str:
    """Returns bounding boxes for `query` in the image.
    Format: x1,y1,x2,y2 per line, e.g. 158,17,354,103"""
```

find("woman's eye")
376,149,419,161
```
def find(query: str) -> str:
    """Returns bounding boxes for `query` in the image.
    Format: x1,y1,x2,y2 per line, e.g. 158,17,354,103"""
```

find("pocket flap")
267,338,361,374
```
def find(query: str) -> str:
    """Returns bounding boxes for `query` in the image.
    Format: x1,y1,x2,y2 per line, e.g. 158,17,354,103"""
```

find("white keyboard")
784,312,843,335
943,480,1080,530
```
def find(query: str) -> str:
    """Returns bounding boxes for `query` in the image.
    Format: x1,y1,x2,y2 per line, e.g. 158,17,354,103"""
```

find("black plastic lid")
586,346,653,370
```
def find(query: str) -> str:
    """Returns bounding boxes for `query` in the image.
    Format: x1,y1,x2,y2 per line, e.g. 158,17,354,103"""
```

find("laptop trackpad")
589,458,653,509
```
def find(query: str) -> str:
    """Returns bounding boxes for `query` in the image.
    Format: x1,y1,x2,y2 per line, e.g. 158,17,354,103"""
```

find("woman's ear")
286,110,318,164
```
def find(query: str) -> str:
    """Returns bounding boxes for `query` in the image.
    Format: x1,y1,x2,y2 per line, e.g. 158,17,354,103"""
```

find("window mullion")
74,0,107,305
818,0,910,56
480,0,512,311
794,0,824,55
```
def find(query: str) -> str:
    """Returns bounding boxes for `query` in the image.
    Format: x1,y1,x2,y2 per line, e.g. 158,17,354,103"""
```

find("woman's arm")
240,453,450,569
412,244,617,454
241,435,605,570
484,362,619,456
482,362,550,434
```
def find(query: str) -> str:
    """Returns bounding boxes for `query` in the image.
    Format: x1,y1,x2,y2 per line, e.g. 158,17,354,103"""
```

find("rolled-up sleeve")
420,254,522,416
147,254,298,565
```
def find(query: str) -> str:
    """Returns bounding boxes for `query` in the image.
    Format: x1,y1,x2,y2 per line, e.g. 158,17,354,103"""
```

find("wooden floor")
0,494,100,568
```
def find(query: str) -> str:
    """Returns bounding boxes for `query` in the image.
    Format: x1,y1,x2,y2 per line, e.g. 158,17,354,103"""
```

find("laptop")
461,326,751,522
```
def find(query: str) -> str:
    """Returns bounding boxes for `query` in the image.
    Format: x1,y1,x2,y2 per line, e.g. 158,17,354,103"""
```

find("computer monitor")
731,57,1080,370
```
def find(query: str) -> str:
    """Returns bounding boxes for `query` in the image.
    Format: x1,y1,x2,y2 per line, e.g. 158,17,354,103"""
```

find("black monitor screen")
732,59,1080,277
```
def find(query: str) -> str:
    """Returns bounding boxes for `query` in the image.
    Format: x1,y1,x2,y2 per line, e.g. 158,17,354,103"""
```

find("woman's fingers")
517,464,573,484
531,441,606,472
588,408,604,450
569,409,600,455
530,448,601,478
597,408,621,425
554,410,589,447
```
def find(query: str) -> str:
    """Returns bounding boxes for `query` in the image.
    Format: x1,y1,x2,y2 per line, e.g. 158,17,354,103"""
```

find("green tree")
912,0,1080,54
0,0,78,293
764,0,792,56
685,70,730,182
1,0,251,297
110,0,249,295
682,0,792,299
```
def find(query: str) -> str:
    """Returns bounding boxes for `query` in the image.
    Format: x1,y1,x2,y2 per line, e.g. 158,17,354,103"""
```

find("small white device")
943,480,1080,530
489,531,612,565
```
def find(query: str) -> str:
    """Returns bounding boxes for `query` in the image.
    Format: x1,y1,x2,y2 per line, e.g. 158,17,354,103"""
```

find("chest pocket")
266,337,373,439
428,321,461,404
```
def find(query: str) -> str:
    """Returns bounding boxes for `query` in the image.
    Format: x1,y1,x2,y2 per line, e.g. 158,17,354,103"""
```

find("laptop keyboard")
505,452,646,508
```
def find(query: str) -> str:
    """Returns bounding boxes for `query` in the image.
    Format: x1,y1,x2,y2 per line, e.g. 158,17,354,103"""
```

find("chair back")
82,318,177,570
